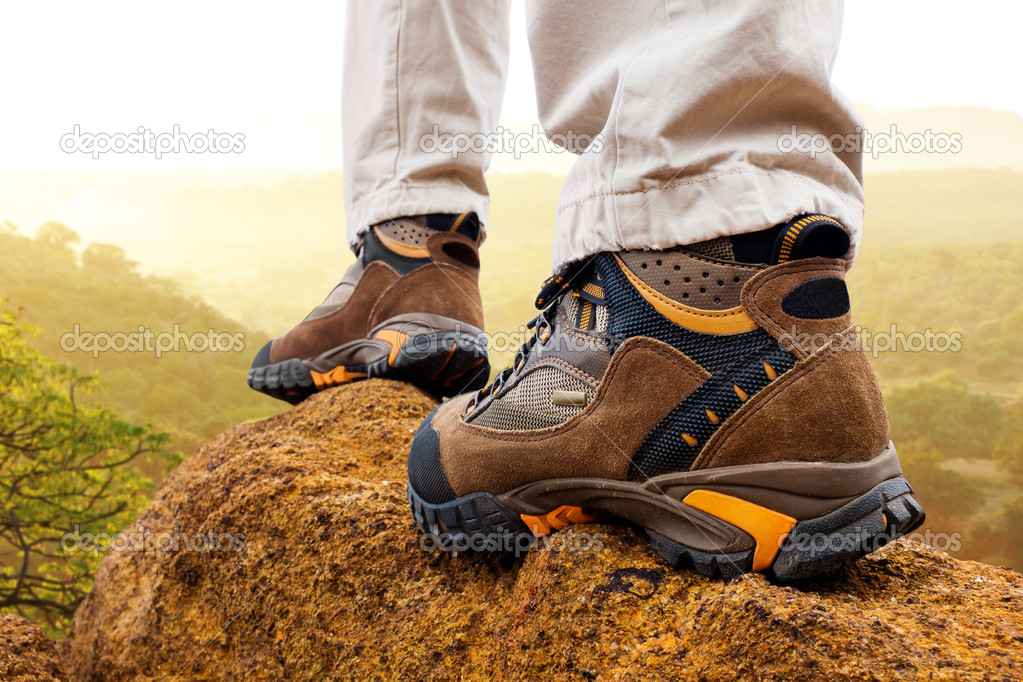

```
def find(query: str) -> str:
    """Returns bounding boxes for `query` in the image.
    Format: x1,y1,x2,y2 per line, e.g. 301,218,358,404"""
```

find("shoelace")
464,263,589,416
465,302,560,416
464,262,598,417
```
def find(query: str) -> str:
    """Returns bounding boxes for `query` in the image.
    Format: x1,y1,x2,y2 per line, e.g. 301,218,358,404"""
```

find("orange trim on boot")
310,366,368,389
521,505,600,536
373,329,409,367
613,254,758,335
372,225,430,258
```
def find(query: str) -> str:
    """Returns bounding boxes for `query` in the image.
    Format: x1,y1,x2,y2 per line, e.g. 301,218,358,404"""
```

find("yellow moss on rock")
54,380,1023,681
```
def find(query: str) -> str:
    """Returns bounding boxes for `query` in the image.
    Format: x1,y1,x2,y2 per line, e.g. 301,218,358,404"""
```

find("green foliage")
898,440,984,525
995,390,1023,485
0,225,283,469
848,241,1023,392
995,496,1023,569
885,372,1006,460
0,308,175,634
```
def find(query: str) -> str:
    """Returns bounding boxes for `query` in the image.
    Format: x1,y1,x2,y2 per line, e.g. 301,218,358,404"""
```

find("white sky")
0,0,1019,172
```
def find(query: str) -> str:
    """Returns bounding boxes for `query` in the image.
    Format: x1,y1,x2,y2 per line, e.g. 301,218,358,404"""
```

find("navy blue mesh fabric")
628,344,797,480
593,252,800,480
594,253,772,374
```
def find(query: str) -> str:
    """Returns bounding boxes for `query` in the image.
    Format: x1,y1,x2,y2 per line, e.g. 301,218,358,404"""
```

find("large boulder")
0,614,67,681
59,380,1023,680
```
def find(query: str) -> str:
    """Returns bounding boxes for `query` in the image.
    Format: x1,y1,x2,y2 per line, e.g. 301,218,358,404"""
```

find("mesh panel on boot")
594,303,609,333
470,399,564,431
595,253,770,373
504,365,596,419
628,343,797,480
594,251,802,479
561,294,580,323
558,294,609,334
472,365,596,431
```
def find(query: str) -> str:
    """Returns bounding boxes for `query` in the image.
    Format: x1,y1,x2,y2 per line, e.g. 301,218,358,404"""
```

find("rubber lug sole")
408,484,537,554
247,358,316,405
249,331,490,404
407,476,925,582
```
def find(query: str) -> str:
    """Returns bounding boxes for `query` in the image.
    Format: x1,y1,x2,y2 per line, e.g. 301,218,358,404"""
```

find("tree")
898,439,983,527
885,372,1006,460
995,389,1023,485
993,496,1023,570
0,307,175,634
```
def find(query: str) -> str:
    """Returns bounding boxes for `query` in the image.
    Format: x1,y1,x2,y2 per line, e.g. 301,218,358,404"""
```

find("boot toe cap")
407,407,458,505
250,340,275,370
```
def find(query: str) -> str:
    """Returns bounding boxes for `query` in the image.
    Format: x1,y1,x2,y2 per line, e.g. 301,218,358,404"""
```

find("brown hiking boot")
406,215,924,581
249,212,490,404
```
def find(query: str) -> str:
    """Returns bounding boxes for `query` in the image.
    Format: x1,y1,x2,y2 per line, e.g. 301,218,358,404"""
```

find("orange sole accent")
682,490,797,572
309,366,368,389
520,505,600,537
373,329,409,367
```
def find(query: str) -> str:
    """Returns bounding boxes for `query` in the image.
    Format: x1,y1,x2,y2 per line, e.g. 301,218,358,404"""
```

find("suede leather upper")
409,248,891,501
269,231,485,364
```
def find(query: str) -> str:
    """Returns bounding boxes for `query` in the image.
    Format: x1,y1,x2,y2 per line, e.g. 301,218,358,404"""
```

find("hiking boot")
249,212,491,404
406,215,924,581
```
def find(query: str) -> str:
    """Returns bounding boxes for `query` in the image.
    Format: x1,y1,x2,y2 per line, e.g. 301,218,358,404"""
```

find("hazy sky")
1,0,1019,172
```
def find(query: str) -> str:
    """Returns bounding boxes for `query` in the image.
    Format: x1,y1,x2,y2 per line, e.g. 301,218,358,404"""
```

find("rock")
59,379,1023,681
0,614,67,681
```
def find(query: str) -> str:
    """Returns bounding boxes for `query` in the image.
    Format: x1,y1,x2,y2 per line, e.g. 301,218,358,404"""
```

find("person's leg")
249,0,511,404
407,0,924,580
342,0,512,246
528,0,862,269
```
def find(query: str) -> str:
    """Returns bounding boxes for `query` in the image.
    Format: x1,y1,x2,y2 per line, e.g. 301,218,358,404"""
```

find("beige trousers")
342,0,864,269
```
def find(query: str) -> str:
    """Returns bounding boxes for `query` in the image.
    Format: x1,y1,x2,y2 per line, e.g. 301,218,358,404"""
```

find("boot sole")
407,442,925,582
249,328,491,404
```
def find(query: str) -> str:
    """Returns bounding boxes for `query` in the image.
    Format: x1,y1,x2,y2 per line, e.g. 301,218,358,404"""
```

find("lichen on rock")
0,614,67,681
